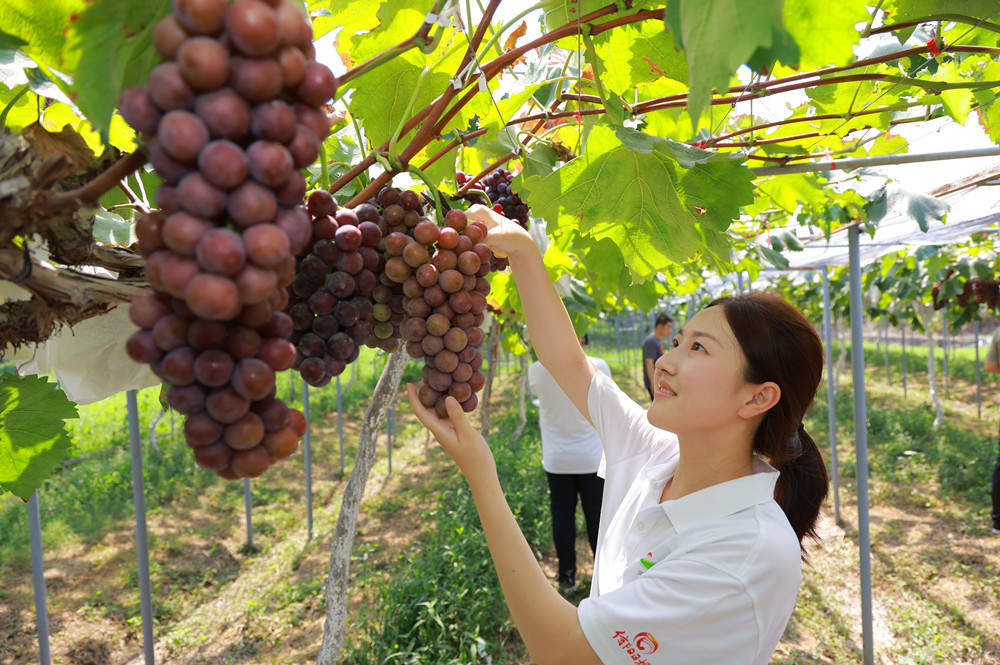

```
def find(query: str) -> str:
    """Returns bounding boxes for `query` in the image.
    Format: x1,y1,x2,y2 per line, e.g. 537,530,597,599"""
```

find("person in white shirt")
529,339,612,590
406,205,829,665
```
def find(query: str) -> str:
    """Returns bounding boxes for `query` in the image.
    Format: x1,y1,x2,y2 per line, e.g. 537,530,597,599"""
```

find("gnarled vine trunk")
317,350,409,665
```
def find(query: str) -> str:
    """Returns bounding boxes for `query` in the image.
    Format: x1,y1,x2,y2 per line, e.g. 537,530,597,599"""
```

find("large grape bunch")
285,190,395,387
384,207,492,417
971,278,1000,310
119,0,336,479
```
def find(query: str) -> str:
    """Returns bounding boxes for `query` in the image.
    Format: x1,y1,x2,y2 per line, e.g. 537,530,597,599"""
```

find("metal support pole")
736,271,745,293
901,322,908,398
243,478,253,550
126,390,155,665
27,492,51,665
614,314,622,363
884,320,891,385
822,267,840,522
848,226,875,665
940,309,950,399
302,379,313,540
386,401,393,475
750,146,1000,176
974,321,983,421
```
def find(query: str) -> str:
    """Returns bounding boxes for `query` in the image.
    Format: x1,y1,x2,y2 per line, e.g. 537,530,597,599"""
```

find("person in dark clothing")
642,314,673,401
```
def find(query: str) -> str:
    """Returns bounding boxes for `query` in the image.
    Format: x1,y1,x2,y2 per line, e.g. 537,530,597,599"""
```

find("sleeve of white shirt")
587,369,662,467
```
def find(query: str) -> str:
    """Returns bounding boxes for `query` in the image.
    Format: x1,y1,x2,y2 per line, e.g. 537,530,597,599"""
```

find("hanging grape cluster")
284,189,418,388
481,168,530,228
286,186,492,415
120,0,336,479
934,277,999,311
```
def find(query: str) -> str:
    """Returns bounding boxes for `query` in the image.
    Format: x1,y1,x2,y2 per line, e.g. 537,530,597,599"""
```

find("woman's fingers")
406,383,457,446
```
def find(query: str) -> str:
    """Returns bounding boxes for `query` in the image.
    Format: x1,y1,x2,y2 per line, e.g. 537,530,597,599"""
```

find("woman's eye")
671,338,679,348
692,342,705,351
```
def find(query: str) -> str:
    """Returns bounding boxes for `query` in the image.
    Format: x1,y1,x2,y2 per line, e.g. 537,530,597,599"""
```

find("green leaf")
670,0,783,124
516,124,749,284
866,184,949,232
0,29,28,50
0,0,84,72
94,208,136,245
64,0,168,143
0,373,78,501
310,0,380,42
542,0,615,32
593,19,687,94
784,0,869,70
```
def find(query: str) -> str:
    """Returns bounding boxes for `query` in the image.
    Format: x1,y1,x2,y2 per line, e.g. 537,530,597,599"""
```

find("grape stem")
46,150,148,210
407,164,444,222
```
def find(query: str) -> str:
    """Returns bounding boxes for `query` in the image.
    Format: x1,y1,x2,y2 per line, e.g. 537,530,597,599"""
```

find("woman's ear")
738,382,780,420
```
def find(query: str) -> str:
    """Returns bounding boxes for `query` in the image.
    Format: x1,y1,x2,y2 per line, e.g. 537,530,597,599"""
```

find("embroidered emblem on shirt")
640,552,655,570
612,630,659,663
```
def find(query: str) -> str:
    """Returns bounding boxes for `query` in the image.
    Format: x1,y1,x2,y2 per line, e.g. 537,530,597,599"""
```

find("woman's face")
647,306,754,436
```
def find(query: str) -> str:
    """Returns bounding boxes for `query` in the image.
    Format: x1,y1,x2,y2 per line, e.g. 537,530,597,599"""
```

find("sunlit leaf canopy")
1,0,998,325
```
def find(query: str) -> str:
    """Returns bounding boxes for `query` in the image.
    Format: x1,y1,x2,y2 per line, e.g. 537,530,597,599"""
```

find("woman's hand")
465,204,533,259
406,383,496,482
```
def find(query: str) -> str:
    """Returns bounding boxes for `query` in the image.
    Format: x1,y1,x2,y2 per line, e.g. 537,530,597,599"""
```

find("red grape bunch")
971,278,1000,310
120,0,337,479
286,190,387,387
480,167,530,228
384,208,492,417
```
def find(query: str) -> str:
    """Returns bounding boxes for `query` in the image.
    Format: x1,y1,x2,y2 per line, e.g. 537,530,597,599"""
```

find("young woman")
406,205,829,665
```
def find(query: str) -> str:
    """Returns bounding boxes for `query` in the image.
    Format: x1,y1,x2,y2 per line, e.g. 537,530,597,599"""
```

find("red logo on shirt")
612,630,659,663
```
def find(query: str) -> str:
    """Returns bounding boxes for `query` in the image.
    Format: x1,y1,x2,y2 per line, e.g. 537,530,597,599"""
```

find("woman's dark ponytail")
707,292,830,554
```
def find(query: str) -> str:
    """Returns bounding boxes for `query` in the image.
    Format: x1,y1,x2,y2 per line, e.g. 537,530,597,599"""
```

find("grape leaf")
0,0,84,72
516,124,751,284
0,373,78,501
668,0,784,125
64,0,167,143
784,0,869,70
593,20,688,94
310,0,379,42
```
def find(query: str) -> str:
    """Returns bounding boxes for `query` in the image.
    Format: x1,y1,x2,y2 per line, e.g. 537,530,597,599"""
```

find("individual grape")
152,14,189,59
294,103,332,140
230,445,270,478
173,0,227,35
195,88,252,140
194,348,235,386
296,60,337,106
184,273,242,320
227,179,278,226
198,139,249,189
126,330,163,365
253,397,290,431
118,87,162,135
177,172,227,218
158,109,210,162
193,441,233,471
184,412,224,448
206,386,251,424
159,346,198,386
167,383,207,414
263,427,299,461
298,357,326,385
250,100,296,142
278,45,307,87
247,140,294,187
148,62,196,111
196,227,247,275
307,189,337,217
229,56,283,103
224,412,265,450
129,293,172,330
243,223,291,268
177,36,230,91
226,0,280,57
235,263,278,303
187,319,228,349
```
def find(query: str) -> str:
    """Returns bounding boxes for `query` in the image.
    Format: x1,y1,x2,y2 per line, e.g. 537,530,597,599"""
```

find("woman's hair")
706,292,829,552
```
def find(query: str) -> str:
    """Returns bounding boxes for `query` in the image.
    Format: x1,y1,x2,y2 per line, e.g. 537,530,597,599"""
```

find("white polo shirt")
578,371,802,665
528,356,612,474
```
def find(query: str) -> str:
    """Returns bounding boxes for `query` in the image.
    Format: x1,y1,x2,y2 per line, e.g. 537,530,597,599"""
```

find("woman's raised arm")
466,205,597,424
